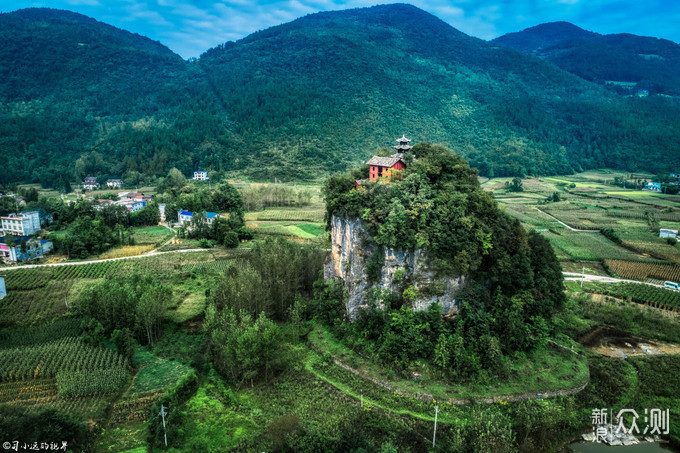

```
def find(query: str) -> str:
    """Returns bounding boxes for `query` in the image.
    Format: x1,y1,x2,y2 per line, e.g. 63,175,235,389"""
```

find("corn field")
57,368,129,397
606,259,680,282
0,337,128,381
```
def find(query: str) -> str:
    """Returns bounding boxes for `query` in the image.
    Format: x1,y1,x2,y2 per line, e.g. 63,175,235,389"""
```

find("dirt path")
308,342,589,407
536,208,600,232
563,272,667,289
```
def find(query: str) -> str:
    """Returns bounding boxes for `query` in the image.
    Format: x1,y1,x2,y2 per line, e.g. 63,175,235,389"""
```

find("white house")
660,229,678,239
83,177,99,190
0,276,6,300
178,210,220,226
193,170,209,181
1,211,41,236
106,179,123,188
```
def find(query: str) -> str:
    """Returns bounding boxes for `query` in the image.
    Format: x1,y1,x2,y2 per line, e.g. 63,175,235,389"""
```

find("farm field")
487,172,680,313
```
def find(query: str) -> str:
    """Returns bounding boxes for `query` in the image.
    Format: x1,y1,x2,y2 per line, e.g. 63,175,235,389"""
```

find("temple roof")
396,134,411,143
366,153,405,167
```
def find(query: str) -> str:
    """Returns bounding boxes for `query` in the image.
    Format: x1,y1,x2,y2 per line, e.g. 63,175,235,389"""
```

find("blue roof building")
177,210,221,226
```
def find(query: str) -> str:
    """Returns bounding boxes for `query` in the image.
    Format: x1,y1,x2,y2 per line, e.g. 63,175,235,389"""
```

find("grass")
130,225,173,246
128,347,193,396
167,292,206,323
247,221,325,239
308,324,588,402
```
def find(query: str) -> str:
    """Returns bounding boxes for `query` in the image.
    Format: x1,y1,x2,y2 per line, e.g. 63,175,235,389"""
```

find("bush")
223,231,239,248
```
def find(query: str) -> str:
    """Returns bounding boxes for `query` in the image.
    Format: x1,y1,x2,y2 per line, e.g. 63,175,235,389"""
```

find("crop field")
537,230,647,261
131,226,174,246
605,259,680,282
576,281,680,310
247,221,325,240
0,337,128,381
251,208,325,223
99,245,155,259
622,241,680,264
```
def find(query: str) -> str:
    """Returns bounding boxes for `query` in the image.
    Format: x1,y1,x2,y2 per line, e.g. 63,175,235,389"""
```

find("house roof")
179,210,219,219
195,170,207,173
366,153,405,168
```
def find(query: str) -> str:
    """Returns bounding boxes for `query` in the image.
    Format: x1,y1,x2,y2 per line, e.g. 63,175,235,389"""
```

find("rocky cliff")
324,215,468,320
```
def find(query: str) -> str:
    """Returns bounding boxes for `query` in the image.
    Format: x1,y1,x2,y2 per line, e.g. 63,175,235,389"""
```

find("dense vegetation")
2,5,680,185
495,22,680,96
323,143,565,377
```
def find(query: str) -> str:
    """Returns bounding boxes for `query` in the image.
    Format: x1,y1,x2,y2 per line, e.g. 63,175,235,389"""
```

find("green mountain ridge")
494,22,680,96
1,4,679,186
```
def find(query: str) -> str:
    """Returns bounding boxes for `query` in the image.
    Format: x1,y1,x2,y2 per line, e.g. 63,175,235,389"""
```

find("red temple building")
365,135,413,182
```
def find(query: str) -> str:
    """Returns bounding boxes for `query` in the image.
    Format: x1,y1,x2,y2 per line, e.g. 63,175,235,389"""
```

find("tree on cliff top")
321,143,565,373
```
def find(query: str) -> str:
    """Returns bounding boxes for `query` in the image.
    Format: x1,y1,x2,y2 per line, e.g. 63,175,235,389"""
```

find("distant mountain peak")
493,21,600,52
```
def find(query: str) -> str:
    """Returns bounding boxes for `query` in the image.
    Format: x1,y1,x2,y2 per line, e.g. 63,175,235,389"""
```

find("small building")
645,182,662,192
83,177,99,190
177,210,220,226
159,204,166,222
106,179,123,188
1,211,41,236
193,170,209,181
0,275,5,299
365,135,412,182
660,229,678,239
0,237,53,263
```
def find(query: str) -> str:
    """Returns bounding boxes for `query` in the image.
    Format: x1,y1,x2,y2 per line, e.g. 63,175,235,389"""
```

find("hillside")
1,5,680,186
494,22,680,96
493,21,599,52
0,8,238,188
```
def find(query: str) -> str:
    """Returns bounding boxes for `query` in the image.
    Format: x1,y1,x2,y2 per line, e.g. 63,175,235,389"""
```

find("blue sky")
5,1,680,59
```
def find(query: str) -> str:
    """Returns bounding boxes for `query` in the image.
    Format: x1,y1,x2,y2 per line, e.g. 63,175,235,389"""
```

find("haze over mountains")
1,4,679,187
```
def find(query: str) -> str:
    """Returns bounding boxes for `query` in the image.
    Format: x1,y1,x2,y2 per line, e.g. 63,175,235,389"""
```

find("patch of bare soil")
578,326,680,358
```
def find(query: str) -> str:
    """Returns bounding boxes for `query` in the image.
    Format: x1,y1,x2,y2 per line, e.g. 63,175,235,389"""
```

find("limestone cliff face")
324,215,467,320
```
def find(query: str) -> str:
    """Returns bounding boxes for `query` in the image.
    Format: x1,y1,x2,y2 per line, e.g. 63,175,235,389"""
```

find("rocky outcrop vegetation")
324,215,467,320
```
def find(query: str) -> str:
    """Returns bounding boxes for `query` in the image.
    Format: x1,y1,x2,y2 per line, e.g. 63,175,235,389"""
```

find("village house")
177,210,221,226
83,177,99,190
0,238,53,263
193,170,209,181
106,179,123,188
645,182,661,192
660,229,679,240
1,211,41,236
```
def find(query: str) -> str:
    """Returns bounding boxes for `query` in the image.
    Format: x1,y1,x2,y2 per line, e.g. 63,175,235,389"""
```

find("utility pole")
581,266,585,288
159,404,168,447
432,406,439,449
360,390,363,407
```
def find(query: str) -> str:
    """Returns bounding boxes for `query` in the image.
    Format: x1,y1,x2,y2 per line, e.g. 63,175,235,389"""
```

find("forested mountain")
494,22,680,96
0,8,239,187
1,5,680,186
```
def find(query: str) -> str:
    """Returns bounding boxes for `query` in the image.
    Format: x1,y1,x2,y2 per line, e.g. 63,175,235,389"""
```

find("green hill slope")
494,22,680,96
1,5,679,186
